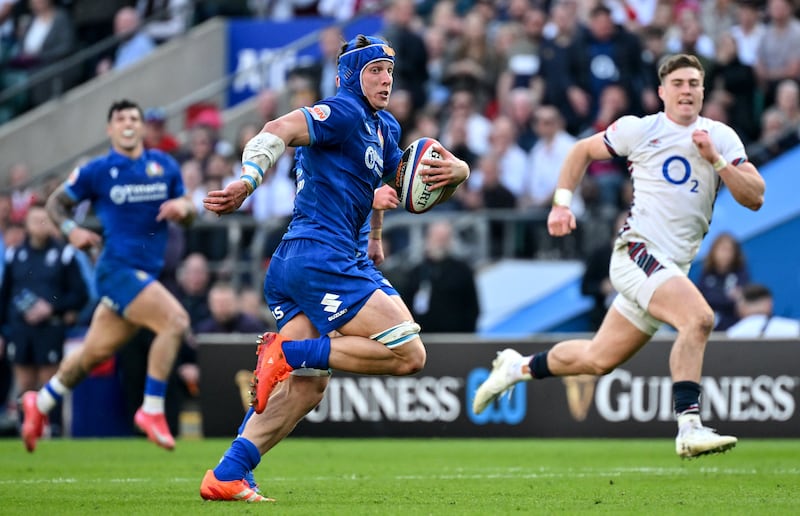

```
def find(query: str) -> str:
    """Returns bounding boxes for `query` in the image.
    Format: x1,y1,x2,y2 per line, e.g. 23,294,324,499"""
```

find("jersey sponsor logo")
110,167,119,179
109,182,169,204
135,270,149,281
364,146,383,177
307,104,331,121
146,161,164,177
321,293,342,313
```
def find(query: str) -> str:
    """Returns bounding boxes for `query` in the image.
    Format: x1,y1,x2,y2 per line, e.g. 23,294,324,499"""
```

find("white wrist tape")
240,132,286,193
712,156,727,172
552,188,573,208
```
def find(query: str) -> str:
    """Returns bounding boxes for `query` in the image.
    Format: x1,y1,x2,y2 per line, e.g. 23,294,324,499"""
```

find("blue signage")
226,16,383,107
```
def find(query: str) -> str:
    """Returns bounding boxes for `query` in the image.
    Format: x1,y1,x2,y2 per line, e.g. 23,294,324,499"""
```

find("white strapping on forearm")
241,132,286,189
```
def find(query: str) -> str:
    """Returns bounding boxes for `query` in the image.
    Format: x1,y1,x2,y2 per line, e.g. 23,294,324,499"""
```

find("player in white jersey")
473,54,766,458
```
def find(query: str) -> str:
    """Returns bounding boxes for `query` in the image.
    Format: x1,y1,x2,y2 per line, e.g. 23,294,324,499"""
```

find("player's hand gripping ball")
394,137,454,214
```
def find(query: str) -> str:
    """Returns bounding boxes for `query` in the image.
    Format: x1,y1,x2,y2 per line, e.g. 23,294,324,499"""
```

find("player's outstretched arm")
46,184,102,250
205,110,310,216
548,132,612,237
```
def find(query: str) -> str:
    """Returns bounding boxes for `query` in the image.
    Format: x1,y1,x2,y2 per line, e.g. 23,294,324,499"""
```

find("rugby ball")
395,137,452,214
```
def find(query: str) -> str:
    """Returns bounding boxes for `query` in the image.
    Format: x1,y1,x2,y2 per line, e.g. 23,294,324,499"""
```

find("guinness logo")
562,375,598,421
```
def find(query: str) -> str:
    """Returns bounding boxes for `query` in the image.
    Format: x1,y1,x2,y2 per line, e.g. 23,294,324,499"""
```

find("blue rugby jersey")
286,92,403,254
63,147,184,275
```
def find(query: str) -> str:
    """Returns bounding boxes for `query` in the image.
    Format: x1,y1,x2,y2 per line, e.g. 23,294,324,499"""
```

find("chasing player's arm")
45,184,102,250
548,131,613,236
714,160,765,211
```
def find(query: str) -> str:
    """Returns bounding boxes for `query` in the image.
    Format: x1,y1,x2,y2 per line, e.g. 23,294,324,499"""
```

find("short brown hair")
658,54,705,84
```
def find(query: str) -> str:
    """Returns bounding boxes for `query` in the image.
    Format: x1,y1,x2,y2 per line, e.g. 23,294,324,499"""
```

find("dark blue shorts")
265,239,384,335
6,324,65,365
94,260,156,316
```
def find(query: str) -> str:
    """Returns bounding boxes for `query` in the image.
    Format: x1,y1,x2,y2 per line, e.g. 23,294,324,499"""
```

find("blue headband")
337,36,396,98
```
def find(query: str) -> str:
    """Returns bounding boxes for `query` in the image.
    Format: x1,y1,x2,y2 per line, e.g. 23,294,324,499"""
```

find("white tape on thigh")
370,321,421,349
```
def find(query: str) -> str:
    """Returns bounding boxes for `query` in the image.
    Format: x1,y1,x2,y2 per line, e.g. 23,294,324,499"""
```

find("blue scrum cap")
337,35,395,98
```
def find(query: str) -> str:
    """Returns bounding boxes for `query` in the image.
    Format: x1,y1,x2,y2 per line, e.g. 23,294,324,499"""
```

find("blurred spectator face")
701,99,728,123
425,221,454,260
114,7,140,38
423,26,446,59
9,162,30,189
736,3,759,30
760,109,787,142
3,223,25,248
388,0,415,26
208,284,239,324
29,0,53,15
507,88,535,125
709,233,738,272
240,289,266,321
478,153,502,187
588,8,615,40
598,84,628,117
387,88,412,124
256,89,279,122
768,0,792,25
25,204,55,243
489,115,517,150
450,90,475,115
0,194,11,225
236,122,261,155
715,33,738,63
189,126,215,161
522,7,546,39
181,160,203,191
319,26,343,60
206,153,232,181
178,253,210,295
534,106,562,139
775,80,800,114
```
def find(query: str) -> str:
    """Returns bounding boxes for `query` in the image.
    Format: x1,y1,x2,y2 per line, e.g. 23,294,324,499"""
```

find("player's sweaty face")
108,108,144,154
362,61,393,111
660,67,704,125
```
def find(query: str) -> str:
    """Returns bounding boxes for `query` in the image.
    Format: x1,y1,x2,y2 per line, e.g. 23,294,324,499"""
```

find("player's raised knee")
371,321,426,375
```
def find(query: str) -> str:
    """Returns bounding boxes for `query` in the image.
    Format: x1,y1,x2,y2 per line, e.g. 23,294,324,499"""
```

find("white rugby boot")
675,416,738,458
472,349,530,415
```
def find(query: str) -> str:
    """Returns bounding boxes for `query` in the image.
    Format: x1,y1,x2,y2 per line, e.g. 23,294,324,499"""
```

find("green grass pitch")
1,437,798,514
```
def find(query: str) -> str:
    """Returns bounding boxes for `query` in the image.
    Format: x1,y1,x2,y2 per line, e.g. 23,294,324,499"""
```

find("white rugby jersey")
604,112,747,265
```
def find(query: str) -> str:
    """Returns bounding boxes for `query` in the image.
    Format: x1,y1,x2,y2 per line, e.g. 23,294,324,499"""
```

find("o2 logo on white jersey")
364,146,384,177
662,155,699,192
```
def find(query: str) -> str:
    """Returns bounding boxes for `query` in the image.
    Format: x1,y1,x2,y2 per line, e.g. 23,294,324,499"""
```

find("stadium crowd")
1,0,800,437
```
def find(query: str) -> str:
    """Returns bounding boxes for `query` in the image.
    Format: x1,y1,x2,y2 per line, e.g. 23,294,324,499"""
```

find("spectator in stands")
666,8,716,65
526,105,583,215
6,0,78,109
729,0,765,67
440,88,492,160
699,0,738,44
708,31,759,143
487,114,529,200
239,286,276,330
295,25,341,101
403,220,480,333
754,0,800,108
747,106,798,165
95,6,155,75
318,0,379,21
142,107,180,155
195,282,264,334
462,151,517,259
181,159,208,218
774,78,800,128
135,0,192,46
539,0,584,134
175,252,212,329
565,4,654,126
7,162,38,224
177,123,216,169
442,9,504,109
0,201,88,434
496,5,547,114
502,87,538,153
697,232,749,331
386,88,415,139
382,0,428,111
0,0,17,58
726,283,800,338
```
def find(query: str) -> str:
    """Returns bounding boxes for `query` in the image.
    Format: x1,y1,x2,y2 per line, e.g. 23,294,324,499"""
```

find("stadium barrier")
197,334,799,439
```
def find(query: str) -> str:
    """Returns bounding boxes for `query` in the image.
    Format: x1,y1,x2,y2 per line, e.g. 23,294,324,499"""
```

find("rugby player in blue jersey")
20,99,196,452
200,35,468,502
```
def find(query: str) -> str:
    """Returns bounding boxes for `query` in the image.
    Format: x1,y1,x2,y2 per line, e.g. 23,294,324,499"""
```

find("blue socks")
281,335,331,370
214,437,261,482
144,376,167,397
673,380,701,415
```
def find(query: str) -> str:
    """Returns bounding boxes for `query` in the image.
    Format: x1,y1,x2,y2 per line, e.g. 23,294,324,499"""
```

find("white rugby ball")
395,137,451,214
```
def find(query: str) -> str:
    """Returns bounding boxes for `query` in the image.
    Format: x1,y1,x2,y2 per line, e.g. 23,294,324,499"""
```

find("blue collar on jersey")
337,36,395,100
